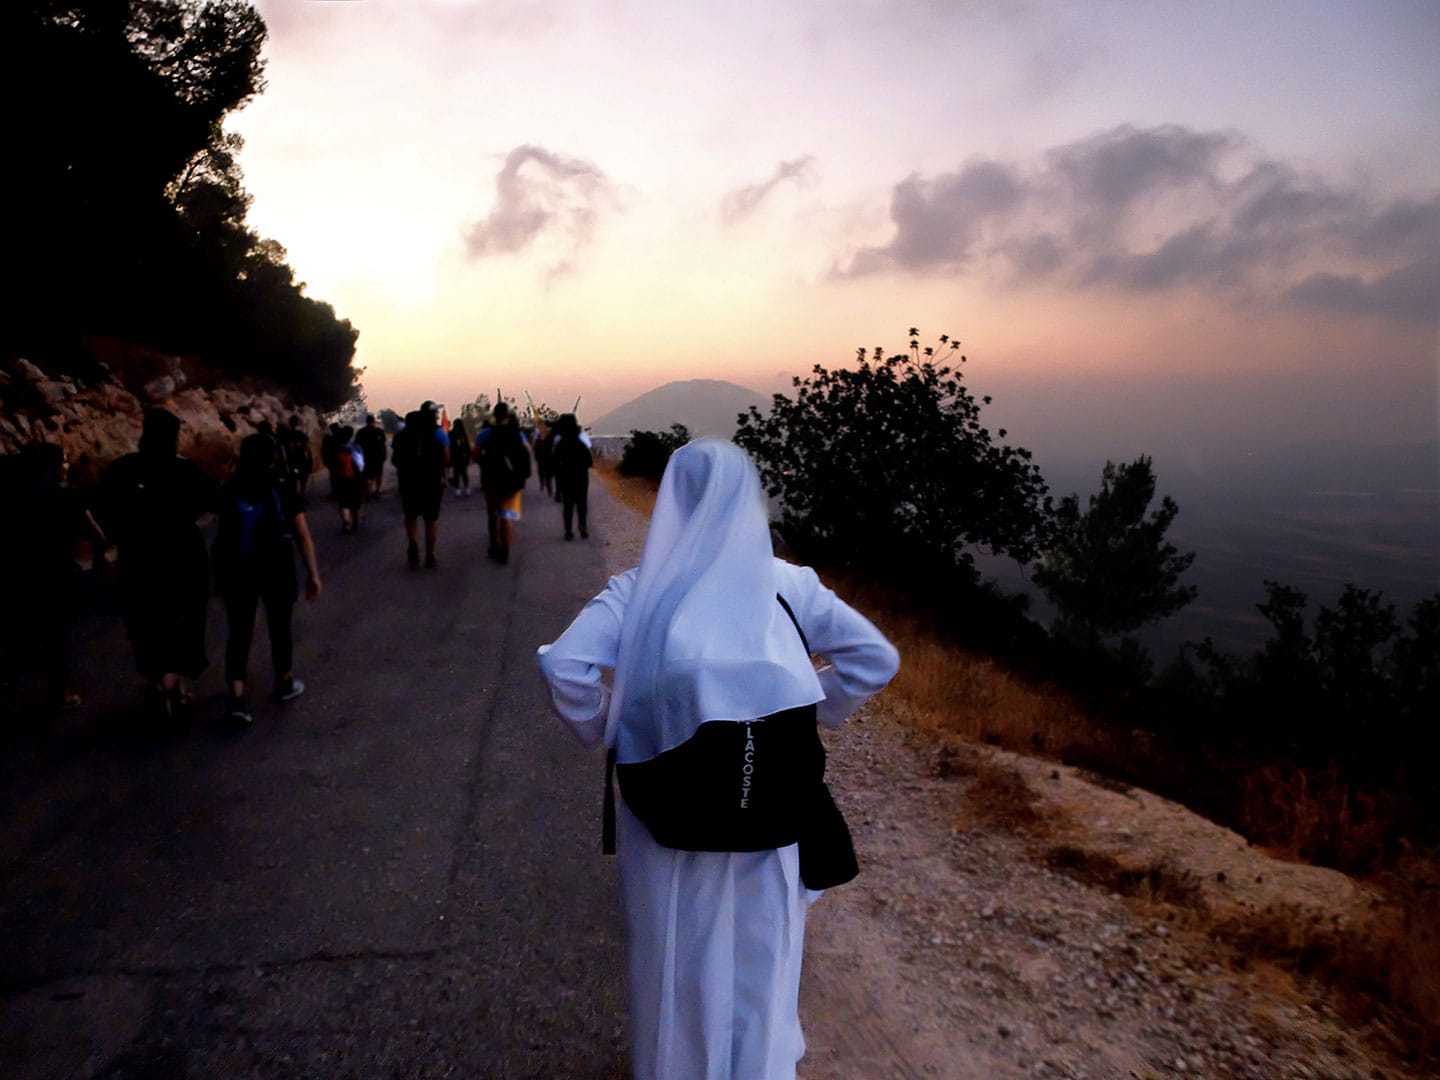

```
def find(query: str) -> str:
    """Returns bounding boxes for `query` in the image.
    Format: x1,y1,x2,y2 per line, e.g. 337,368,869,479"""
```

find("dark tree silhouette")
3,1,359,410
1035,457,1196,640
734,333,1049,588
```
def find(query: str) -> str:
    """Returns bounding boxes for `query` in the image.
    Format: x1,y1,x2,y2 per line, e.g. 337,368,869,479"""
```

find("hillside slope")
592,460,1438,1076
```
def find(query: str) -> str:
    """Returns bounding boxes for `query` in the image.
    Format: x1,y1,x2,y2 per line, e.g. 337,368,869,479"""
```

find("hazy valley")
592,378,1439,659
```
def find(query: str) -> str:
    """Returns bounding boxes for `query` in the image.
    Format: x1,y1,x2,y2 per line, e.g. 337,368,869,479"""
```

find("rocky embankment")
0,341,322,485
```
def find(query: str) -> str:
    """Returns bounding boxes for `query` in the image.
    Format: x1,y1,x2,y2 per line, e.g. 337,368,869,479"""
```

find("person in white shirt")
537,438,898,1079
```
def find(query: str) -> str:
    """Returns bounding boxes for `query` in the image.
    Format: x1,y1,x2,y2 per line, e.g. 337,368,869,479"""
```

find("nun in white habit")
537,438,899,1079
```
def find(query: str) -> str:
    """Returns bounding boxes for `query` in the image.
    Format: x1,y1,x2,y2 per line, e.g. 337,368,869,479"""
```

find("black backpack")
282,429,312,475
601,594,859,890
554,435,593,477
481,424,531,494
395,411,445,478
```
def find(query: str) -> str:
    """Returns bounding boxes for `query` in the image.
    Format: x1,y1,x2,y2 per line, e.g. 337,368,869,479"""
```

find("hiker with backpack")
355,413,388,500
214,433,321,726
475,401,531,564
331,425,365,534
282,415,314,495
391,401,450,568
551,412,593,541
535,439,898,1080
96,408,220,721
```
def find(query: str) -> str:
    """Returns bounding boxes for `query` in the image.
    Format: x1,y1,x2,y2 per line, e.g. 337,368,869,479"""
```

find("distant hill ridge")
587,379,769,438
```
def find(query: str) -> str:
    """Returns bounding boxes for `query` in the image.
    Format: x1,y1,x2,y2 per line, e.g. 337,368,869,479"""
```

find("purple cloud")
840,123,1440,323
720,157,818,225
462,144,616,263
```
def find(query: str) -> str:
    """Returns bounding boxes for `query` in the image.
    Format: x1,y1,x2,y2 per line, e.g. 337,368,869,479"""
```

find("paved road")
1,474,630,1078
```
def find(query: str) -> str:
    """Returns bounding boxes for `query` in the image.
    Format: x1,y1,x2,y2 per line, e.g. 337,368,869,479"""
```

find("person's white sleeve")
777,561,899,729
536,569,635,747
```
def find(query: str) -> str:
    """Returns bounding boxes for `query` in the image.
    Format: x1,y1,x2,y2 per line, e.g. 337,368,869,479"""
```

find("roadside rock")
0,346,325,485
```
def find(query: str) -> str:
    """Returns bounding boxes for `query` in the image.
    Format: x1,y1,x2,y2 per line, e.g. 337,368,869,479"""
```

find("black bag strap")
776,591,810,653
601,592,811,855
603,747,618,855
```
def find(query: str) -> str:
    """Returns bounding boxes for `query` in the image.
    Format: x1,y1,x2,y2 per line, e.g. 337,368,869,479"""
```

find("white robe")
538,558,899,1079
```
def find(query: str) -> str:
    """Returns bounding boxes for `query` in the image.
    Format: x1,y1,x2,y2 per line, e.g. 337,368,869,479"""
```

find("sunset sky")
231,0,1439,475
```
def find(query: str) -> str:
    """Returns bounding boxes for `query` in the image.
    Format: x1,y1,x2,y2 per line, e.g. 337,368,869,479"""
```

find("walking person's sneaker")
274,677,306,703
407,539,420,568
424,552,437,569
226,693,254,726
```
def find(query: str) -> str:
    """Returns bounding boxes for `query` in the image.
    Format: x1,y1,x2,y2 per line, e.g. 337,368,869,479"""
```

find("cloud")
719,156,818,225
260,0,558,47
1285,254,1440,324
1046,125,1233,213
841,124,1440,324
462,144,618,266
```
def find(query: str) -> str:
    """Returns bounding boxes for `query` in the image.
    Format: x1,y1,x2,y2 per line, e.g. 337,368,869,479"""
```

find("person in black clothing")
449,418,473,497
534,417,555,498
355,413,388,499
320,422,342,494
282,415,314,495
97,408,219,719
551,412,593,541
214,433,322,725
476,402,531,564
0,443,105,718
392,402,449,568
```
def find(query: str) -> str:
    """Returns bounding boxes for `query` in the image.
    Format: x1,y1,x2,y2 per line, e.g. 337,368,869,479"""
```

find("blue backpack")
222,484,286,562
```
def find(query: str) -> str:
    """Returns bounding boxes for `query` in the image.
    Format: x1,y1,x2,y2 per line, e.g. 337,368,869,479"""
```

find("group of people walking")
0,408,324,726
5,404,895,1080
97,409,322,726
2,398,597,725
388,400,594,568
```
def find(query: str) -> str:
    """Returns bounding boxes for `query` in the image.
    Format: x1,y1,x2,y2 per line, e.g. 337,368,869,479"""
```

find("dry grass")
594,457,659,519
1240,762,1400,872
1387,859,1440,1054
1043,845,1207,908
929,741,1051,838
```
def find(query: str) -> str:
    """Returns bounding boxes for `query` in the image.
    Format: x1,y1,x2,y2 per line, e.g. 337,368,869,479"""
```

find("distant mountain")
587,379,769,438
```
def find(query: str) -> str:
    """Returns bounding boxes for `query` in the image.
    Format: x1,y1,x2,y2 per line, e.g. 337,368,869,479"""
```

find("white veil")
608,439,823,762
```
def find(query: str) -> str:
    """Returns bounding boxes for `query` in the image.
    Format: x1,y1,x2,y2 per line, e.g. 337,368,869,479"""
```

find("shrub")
734,332,1050,591
1034,456,1197,641
619,424,690,482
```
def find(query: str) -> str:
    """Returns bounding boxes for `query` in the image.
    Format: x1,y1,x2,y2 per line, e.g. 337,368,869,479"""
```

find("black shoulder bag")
602,594,859,890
